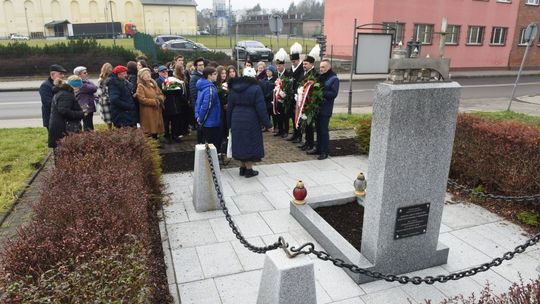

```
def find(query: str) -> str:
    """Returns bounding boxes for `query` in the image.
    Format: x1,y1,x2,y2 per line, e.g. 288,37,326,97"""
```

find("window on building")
445,25,461,45
490,27,507,45
496,0,512,3
526,0,539,5
467,26,485,45
413,24,434,44
383,22,405,44
518,28,527,45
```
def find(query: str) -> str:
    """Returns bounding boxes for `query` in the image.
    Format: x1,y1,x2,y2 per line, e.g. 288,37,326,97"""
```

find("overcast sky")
195,0,297,11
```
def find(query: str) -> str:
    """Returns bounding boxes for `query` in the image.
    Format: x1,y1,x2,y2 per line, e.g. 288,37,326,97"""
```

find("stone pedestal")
193,144,222,212
360,82,461,277
257,250,316,304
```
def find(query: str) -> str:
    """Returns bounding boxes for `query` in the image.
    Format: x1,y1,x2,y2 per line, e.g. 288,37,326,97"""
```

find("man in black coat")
189,58,206,143
307,59,339,160
39,64,66,131
299,54,320,152
275,59,292,138
286,53,304,143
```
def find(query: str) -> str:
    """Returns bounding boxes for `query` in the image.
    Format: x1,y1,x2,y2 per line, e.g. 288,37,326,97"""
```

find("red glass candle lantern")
293,180,307,205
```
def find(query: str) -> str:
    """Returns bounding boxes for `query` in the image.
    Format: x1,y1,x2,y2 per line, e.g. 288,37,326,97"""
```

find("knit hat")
158,65,168,72
266,65,277,75
113,65,128,74
243,67,256,78
67,79,83,88
73,66,87,75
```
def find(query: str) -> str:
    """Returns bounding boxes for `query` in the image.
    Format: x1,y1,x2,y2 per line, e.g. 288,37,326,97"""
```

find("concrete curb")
0,151,52,227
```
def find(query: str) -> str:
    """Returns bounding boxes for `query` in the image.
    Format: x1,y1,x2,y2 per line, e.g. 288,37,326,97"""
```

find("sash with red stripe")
294,80,315,128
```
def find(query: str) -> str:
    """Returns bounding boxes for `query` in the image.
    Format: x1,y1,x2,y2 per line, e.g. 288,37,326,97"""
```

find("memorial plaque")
394,203,430,239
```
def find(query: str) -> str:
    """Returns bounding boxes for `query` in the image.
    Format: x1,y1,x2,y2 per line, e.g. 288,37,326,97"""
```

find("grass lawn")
0,128,49,212
0,35,316,52
329,113,371,130
472,111,540,128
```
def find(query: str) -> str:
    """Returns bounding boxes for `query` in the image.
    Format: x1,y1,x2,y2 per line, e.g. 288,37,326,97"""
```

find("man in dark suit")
307,59,339,160
286,51,304,143
298,54,319,152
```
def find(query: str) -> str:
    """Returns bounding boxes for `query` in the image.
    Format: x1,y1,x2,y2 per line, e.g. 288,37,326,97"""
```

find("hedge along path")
0,129,171,303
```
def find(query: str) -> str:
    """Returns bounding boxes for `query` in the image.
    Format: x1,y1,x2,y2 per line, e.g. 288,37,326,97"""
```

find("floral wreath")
294,74,323,128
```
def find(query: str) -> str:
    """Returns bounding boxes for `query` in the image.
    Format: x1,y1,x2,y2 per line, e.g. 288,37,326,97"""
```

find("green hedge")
354,112,540,196
0,39,137,76
0,129,170,303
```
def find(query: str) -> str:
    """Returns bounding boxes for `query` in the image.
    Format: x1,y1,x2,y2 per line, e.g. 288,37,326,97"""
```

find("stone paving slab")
161,155,540,304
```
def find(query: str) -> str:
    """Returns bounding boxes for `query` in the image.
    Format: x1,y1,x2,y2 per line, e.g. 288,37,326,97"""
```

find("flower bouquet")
162,77,184,91
294,75,323,128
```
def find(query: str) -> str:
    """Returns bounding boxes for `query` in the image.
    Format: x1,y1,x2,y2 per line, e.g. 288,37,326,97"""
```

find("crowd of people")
39,42,340,176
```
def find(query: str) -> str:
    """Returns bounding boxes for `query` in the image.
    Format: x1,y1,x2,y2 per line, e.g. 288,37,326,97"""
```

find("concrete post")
257,250,316,304
192,144,223,212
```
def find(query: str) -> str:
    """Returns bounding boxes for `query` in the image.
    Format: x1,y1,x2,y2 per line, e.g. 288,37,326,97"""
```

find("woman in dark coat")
227,72,273,178
48,76,87,149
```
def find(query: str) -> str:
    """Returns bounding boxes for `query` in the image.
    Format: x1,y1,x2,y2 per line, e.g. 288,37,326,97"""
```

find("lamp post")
228,0,232,48
109,1,116,46
24,7,31,37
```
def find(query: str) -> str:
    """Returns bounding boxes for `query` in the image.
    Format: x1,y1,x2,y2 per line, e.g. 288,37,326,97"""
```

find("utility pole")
168,6,172,34
109,1,116,46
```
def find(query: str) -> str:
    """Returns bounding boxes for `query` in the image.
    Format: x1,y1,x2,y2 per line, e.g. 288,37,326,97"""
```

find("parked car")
154,35,186,46
161,39,210,53
10,34,29,41
232,40,273,62
197,30,211,36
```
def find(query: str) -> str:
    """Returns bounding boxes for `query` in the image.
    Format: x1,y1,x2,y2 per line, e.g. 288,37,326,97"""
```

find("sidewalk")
161,155,540,304
1,69,540,92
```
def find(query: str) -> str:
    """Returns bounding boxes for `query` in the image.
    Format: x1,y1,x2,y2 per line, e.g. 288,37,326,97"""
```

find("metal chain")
205,145,286,254
447,179,540,203
288,232,540,284
205,145,540,284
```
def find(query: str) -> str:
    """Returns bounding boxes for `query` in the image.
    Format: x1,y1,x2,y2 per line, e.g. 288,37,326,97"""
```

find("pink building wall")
324,0,520,69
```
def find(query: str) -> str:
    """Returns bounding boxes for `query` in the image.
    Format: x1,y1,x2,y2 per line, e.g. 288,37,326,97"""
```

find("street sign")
269,14,283,35
524,23,538,44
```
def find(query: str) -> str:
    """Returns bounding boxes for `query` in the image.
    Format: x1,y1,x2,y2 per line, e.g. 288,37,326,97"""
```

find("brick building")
324,0,540,70
508,0,540,69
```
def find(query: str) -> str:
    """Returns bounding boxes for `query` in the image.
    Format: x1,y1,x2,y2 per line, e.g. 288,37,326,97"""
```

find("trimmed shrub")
0,39,137,76
450,114,540,195
438,276,540,303
354,113,540,196
1,241,151,303
355,117,372,154
0,129,170,303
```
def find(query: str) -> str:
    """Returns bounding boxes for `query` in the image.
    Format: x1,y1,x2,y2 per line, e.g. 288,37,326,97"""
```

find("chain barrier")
205,145,287,254
204,145,540,284
447,179,540,203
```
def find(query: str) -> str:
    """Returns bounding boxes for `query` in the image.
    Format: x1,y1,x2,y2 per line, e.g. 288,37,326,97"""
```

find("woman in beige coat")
136,68,165,137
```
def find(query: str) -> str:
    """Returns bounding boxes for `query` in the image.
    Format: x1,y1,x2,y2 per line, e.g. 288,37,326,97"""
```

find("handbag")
66,120,82,133
226,130,232,159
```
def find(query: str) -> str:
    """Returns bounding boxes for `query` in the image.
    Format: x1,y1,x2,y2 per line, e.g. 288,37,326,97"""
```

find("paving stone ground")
161,156,540,304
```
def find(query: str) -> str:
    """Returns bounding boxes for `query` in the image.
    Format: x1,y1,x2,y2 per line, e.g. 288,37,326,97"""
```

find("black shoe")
297,143,306,149
281,133,288,138
239,167,246,176
245,169,259,178
292,138,302,144
172,137,182,143
317,153,329,160
302,144,313,151
273,132,282,137
286,135,296,141
306,148,319,155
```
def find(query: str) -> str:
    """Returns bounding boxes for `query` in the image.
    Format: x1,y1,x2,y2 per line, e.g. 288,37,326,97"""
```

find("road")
0,76,539,121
